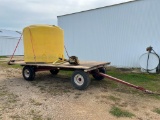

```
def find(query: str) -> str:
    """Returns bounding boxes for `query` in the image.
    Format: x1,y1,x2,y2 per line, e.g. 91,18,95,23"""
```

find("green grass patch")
108,95,121,102
0,61,22,69
107,68,160,96
109,106,135,118
0,56,7,59
10,64,22,69
153,108,160,114
60,70,73,77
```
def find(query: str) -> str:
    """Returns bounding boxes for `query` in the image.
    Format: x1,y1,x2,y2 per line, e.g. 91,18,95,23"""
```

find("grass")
107,68,160,89
0,86,19,103
11,64,22,69
0,56,7,59
10,115,21,119
108,95,121,102
33,73,73,96
29,109,43,120
106,68,160,98
0,85,19,113
59,70,73,77
153,108,160,114
29,99,42,106
109,106,135,118
0,61,22,69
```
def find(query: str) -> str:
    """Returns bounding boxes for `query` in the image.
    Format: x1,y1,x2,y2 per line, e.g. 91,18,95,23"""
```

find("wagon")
9,60,110,90
8,25,159,94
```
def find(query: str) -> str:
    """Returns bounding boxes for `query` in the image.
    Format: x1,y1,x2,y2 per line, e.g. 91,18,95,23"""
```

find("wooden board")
9,60,110,72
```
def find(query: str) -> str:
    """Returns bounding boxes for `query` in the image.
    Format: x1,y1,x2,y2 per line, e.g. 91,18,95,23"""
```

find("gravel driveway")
0,64,160,120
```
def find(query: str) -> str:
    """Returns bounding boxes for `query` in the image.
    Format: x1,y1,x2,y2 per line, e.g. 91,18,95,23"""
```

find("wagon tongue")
98,72,160,95
144,90,160,95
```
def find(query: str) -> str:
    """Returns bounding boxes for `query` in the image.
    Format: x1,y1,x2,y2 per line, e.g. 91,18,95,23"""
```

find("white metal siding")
58,0,160,68
0,30,23,56
0,38,23,56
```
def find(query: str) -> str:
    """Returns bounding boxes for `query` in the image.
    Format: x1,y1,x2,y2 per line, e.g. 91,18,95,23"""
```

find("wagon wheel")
92,67,106,81
22,66,35,81
50,69,59,75
71,70,90,90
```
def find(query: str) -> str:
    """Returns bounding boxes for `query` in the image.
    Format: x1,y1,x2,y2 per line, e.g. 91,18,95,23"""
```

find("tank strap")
9,33,23,62
28,27,36,63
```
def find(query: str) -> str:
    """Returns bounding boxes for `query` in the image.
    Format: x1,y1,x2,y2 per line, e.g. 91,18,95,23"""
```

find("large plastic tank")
23,25,64,63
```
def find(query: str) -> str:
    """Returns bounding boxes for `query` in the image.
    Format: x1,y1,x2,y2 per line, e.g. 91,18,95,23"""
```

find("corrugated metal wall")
0,30,23,56
58,0,160,68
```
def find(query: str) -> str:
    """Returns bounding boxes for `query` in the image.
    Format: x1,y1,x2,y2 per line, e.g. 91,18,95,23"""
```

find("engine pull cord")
64,45,70,58
64,46,79,65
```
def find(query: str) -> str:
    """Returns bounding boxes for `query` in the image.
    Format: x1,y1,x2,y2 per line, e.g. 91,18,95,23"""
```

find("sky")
0,0,132,31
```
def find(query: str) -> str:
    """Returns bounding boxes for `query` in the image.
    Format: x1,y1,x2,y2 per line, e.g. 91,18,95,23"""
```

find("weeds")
29,109,43,120
153,108,160,114
0,85,19,116
30,99,42,106
10,115,21,119
74,92,82,99
109,106,135,118
108,95,121,102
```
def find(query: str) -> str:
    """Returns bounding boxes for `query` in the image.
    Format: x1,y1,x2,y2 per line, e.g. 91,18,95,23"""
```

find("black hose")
145,48,160,73
152,49,160,73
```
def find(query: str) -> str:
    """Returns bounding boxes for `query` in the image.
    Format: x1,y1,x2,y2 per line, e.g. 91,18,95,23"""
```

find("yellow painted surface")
23,25,64,63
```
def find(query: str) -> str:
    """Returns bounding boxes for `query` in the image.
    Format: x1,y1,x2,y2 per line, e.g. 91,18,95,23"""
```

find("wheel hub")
24,69,30,78
74,74,84,86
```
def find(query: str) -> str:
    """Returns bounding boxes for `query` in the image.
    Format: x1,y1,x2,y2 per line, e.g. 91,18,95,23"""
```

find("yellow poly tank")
23,25,64,63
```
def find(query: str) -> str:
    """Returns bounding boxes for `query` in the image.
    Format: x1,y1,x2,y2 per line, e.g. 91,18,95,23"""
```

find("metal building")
0,29,23,56
58,0,160,68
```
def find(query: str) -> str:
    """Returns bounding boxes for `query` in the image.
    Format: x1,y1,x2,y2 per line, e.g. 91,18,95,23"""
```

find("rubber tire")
92,67,106,81
71,70,90,90
50,69,59,75
22,66,35,81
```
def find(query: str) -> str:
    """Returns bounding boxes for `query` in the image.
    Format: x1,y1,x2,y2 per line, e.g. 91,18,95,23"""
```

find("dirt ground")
0,64,160,120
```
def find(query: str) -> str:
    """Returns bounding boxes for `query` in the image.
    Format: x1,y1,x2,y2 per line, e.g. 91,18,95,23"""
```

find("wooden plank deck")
9,60,110,71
